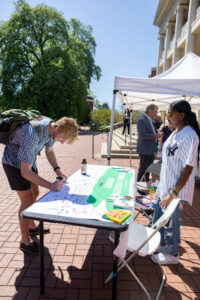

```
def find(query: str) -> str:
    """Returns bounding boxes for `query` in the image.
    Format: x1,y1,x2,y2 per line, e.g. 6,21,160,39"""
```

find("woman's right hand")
51,180,63,191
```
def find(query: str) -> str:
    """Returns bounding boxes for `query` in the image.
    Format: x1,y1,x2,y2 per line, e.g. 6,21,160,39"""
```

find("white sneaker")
151,252,179,265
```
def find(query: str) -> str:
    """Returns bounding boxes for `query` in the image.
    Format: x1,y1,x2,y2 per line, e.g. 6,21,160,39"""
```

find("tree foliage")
101,102,110,110
90,108,123,129
0,0,101,122
93,99,102,110
132,110,143,123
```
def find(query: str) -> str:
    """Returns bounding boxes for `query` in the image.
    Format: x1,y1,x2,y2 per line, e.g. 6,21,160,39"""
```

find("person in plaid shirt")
2,116,78,254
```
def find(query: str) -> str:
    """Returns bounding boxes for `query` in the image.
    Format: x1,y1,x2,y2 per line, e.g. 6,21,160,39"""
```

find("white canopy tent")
108,52,200,164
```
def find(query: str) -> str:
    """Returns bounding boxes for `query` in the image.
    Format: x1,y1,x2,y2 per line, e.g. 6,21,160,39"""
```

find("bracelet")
173,187,179,195
168,188,179,198
54,166,60,172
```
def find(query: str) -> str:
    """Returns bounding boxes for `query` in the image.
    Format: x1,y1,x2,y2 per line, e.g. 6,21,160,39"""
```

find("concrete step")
114,130,138,140
101,142,108,157
113,131,138,146
112,149,138,154
101,142,161,160
112,139,137,153
115,128,138,136
115,128,138,134
102,153,140,158
113,135,137,149
101,142,140,158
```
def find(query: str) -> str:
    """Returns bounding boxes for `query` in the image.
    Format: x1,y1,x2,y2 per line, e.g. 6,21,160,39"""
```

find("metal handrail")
91,121,123,134
91,122,123,158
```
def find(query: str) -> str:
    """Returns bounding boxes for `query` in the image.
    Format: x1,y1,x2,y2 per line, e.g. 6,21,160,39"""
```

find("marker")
56,176,63,181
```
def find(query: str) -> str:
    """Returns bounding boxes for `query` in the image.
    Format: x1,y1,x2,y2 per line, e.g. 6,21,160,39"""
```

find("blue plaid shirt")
2,117,54,170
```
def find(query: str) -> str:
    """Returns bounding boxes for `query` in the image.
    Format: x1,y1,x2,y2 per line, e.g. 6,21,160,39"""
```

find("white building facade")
154,0,200,74
154,1,200,176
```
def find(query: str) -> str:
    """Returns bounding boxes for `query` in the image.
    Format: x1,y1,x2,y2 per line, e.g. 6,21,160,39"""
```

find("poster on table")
25,165,136,221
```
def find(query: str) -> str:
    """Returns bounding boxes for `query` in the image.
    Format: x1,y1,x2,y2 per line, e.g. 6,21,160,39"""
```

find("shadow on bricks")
181,180,200,229
176,241,200,297
13,244,70,300
11,231,113,300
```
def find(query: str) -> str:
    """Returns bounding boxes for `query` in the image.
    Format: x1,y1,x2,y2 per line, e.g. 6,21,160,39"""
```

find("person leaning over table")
150,100,200,265
2,116,78,255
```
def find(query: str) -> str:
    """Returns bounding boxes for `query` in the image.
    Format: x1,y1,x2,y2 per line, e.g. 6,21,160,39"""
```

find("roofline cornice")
153,0,181,27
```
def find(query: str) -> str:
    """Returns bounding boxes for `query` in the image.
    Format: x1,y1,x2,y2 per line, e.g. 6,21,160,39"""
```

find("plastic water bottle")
81,159,87,175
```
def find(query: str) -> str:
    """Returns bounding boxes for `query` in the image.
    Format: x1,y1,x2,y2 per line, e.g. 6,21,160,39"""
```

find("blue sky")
0,0,159,110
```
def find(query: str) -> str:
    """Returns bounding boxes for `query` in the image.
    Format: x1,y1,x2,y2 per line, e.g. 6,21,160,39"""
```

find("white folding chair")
105,198,180,300
137,163,161,193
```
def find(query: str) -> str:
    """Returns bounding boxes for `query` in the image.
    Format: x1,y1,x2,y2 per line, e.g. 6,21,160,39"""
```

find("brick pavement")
0,130,200,300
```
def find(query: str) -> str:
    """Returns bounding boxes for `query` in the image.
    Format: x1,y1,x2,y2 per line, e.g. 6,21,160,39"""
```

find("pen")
56,176,68,181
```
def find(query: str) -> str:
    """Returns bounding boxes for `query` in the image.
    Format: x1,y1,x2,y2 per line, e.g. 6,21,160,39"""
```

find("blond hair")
55,117,79,144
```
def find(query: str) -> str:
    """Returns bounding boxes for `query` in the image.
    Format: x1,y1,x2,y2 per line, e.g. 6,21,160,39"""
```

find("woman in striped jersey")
151,100,200,265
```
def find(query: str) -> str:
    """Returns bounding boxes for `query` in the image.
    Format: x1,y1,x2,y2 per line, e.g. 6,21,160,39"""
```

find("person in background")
122,108,130,135
2,116,79,254
137,104,162,181
153,115,163,131
158,123,175,153
150,115,163,164
151,100,200,265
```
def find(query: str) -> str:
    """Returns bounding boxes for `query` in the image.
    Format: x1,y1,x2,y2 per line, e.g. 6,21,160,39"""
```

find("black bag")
0,109,42,145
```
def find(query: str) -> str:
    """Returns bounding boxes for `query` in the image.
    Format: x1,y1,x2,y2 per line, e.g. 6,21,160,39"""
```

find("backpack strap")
30,120,42,141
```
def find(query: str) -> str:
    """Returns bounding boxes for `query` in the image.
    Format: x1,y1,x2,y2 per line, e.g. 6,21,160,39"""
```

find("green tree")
93,99,102,109
90,108,123,129
132,110,143,123
0,0,101,122
101,102,110,110
90,108,110,128
114,111,123,123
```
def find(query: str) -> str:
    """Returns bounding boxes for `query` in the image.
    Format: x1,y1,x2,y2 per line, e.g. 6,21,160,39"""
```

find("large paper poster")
25,164,136,221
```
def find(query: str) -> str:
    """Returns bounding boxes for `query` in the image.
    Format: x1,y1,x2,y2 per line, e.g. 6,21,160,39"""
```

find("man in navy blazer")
137,104,162,181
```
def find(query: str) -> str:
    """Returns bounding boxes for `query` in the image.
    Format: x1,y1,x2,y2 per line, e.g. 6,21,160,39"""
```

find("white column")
185,0,199,54
157,34,165,74
173,6,184,64
164,23,173,71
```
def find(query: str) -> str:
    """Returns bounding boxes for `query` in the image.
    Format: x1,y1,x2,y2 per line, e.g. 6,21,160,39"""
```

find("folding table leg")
112,231,120,300
39,220,45,295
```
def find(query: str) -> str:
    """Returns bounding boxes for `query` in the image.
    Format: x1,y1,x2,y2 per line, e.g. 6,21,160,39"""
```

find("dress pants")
137,154,154,181
122,123,130,135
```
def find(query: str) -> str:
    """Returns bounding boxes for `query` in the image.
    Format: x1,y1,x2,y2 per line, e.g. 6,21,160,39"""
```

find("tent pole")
107,91,117,166
129,110,133,167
